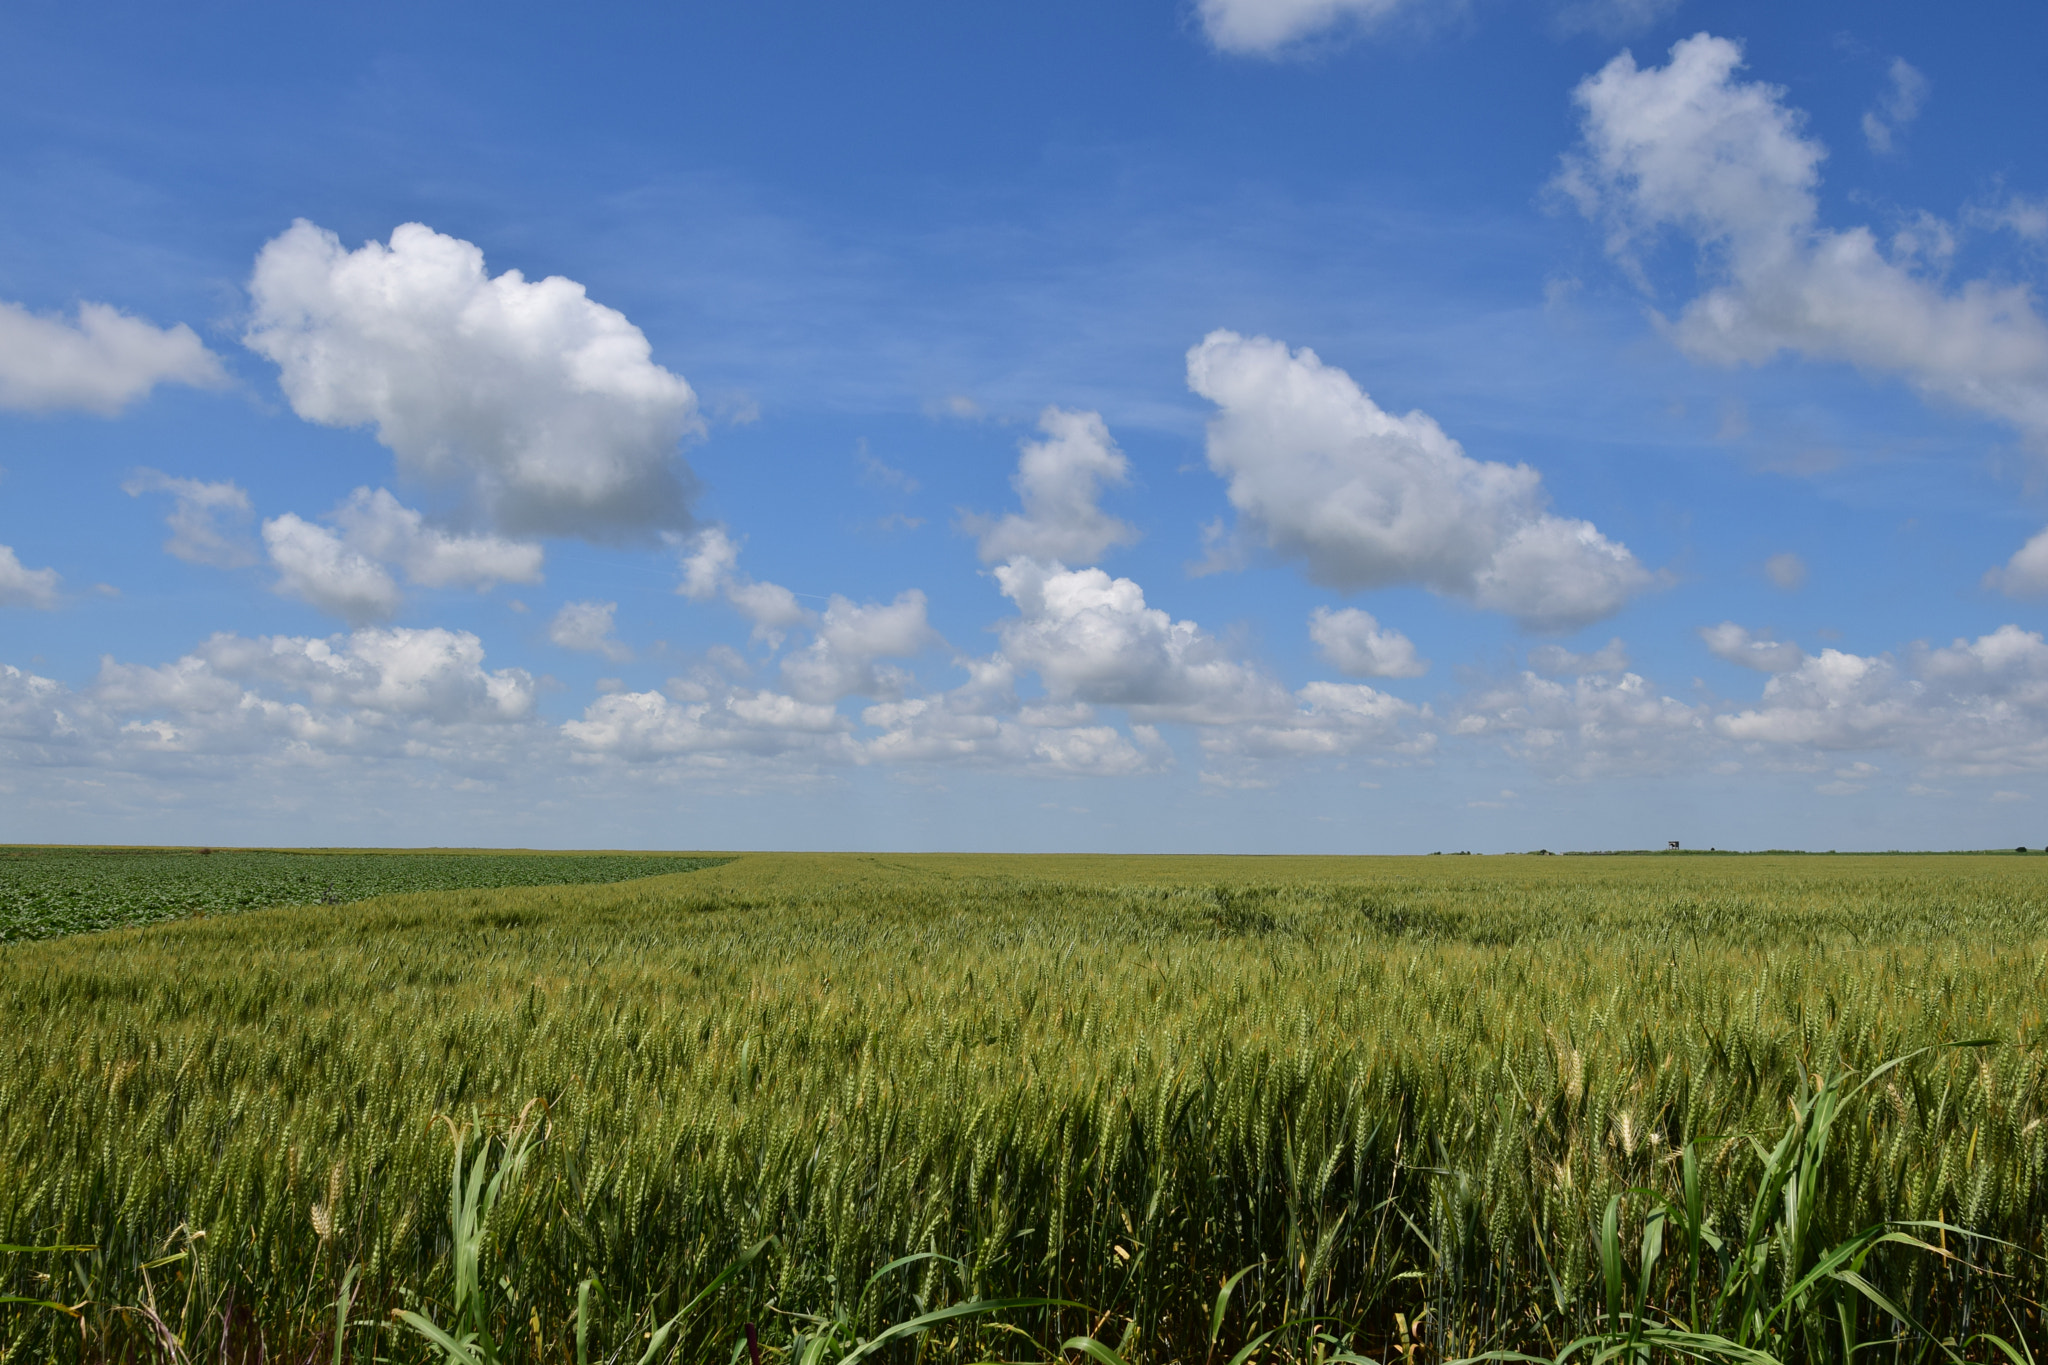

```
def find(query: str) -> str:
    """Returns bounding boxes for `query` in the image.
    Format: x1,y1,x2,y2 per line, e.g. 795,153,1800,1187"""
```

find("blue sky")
3,0,2046,851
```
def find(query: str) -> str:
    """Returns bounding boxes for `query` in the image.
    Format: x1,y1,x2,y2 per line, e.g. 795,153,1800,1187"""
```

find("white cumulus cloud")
1187,330,1655,631
989,558,1427,770
1309,606,1429,678
329,488,543,590
780,591,942,703
994,558,1282,724
563,669,854,766
122,470,257,568
262,489,540,624
964,407,1137,566
0,300,225,415
1454,668,1711,777
1716,625,2048,773
676,526,742,602
245,220,701,539
262,514,402,624
1984,527,2048,598
673,525,816,641
191,628,536,727
0,545,62,609
0,626,564,833
859,657,1166,779
7,626,539,775
1561,34,2048,445
548,601,632,662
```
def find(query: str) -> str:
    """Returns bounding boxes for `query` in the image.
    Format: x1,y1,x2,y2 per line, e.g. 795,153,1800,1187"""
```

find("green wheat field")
1,848,2043,1362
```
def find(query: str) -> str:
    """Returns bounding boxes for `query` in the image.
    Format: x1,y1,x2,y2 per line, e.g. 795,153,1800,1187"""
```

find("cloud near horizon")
16,610,2048,824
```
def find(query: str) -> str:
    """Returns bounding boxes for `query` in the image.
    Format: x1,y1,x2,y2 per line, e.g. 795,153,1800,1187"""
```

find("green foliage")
395,1110,545,1365
1,851,2044,1361
0,847,733,941
1455,1045,2027,1365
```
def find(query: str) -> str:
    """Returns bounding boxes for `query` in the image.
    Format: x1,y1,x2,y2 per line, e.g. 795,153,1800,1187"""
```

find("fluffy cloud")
726,580,811,633
1195,0,1413,55
1699,621,1805,672
1454,668,1712,777
1561,34,2048,444
676,526,741,602
994,559,1282,723
245,220,700,539
562,644,1160,780
0,300,225,415
5,627,536,777
262,514,402,623
1188,330,1655,631
191,628,534,726
563,667,853,767
1984,528,2048,598
963,408,1137,565
0,545,61,609
1309,606,1429,678
1204,680,1427,764
990,558,1426,766
845,557,1428,780
780,591,942,703
330,488,543,590
548,601,632,662
8,619,862,791
263,490,540,623
860,665,1166,778
1716,650,1912,752
0,663,68,743
674,525,815,639
1435,622,2048,782
122,470,257,568
1716,626,2048,773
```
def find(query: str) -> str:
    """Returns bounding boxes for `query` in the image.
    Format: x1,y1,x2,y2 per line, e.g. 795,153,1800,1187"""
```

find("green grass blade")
396,1310,486,1365
1062,1337,1131,1365
838,1297,1079,1365
1210,1263,1261,1349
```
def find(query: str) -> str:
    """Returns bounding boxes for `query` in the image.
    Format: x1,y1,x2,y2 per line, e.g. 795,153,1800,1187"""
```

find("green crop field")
0,847,735,942
2,852,2044,1363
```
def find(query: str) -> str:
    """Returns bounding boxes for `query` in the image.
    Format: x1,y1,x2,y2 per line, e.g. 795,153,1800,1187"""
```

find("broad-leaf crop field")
2,852,2044,1362
0,847,734,941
